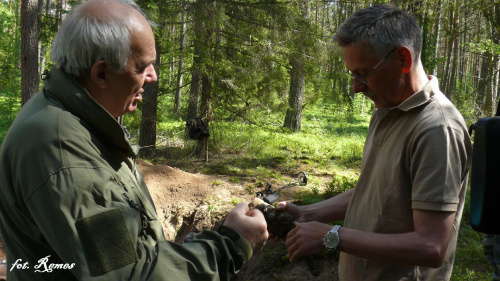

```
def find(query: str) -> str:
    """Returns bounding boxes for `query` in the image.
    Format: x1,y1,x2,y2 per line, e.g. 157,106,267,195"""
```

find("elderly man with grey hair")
0,0,268,280
278,4,472,280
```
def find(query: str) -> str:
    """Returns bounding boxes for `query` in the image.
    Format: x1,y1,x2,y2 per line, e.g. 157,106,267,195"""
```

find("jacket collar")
43,68,135,156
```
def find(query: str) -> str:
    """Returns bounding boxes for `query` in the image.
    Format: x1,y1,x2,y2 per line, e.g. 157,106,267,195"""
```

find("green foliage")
452,214,491,280
466,40,500,56
295,174,357,206
231,198,243,205
0,117,12,145
451,80,479,127
325,175,358,198
245,185,255,195
228,176,241,183
442,181,491,279
208,108,368,173
39,13,59,45
0,1,21,140
154,95,370,180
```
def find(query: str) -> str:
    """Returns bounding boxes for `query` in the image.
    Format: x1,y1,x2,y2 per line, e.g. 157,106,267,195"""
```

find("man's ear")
90,60,108,89
398,47,413,74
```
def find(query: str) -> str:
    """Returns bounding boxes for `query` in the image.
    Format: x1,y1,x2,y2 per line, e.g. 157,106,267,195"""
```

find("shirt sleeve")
409,124,469,211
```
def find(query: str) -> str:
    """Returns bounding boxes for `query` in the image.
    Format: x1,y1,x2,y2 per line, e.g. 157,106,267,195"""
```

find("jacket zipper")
123,193,153,224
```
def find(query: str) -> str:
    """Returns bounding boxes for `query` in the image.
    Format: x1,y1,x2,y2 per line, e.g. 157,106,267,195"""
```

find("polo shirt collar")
397,75,438,112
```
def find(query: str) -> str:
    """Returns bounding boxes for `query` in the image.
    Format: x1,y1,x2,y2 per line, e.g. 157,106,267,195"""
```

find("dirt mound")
139,160,339,280
138,160,257,242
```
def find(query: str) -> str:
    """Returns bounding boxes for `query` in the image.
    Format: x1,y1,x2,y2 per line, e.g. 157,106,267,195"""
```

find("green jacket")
0,68,252,280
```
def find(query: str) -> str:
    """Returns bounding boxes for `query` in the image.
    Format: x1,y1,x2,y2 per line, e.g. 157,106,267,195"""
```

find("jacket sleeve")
140,228,252,281
25,167,252,281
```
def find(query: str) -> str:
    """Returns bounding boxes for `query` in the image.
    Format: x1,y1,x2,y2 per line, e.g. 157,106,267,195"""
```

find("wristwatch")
323,225,341,250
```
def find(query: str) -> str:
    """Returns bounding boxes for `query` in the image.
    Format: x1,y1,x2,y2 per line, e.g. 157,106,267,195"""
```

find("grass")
150,101,369,177
451,188,492,280
452,223,491,280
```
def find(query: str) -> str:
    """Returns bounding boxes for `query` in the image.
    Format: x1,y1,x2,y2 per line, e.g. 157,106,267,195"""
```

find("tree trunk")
492,58,500,116
283,56,305,131
37,0,43,74
174,10,186,115
473,12,483,89
442,1,456,96
459,5,468,84
476,53,491,117
479,1,500,116
197,72,212,159
139,82,159,158
420,4,431,71
56,0,61,23
196,0,215,158
487,2,500,116
21,0,39,106
447,28,459,100
138,41,161,158
186,45,202,122
186,0,210,123
483,55,495,117
283,0,310,132
432,0,442,76
186,0,215,150
45,0,51,14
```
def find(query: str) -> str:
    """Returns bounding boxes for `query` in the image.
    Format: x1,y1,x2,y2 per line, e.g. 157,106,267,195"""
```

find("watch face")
324,232,339,249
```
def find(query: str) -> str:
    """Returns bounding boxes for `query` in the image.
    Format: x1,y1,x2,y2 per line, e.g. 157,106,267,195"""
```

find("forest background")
1,0,500,280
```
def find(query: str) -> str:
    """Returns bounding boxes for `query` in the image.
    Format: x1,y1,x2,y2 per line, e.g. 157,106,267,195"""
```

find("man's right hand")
266,201,306,241
223,202,269,254
275,201,305,222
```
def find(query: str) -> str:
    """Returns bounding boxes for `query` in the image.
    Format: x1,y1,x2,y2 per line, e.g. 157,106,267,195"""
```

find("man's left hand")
0,260,6,281
224,202,269,254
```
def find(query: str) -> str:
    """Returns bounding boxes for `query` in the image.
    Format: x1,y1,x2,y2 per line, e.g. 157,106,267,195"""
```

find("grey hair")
50,0,149,77
334,4,422,61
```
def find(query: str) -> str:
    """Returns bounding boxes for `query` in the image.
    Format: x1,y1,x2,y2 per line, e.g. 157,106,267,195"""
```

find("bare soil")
0,160,339,280
139,160,339,280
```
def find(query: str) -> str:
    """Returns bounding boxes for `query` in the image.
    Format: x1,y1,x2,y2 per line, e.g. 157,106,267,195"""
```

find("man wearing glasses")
278,4,472,280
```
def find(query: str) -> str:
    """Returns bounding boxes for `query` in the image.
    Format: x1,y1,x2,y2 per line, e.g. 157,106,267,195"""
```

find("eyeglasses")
346,47,398,85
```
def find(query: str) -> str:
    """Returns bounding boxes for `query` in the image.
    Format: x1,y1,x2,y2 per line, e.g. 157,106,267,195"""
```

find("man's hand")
285,221,332,262
275,201,305,222
0,260,6,281
267,201,305,241
224,202,269,254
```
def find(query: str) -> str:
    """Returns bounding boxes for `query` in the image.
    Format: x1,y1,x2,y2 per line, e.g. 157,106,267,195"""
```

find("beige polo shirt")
338,77,472,281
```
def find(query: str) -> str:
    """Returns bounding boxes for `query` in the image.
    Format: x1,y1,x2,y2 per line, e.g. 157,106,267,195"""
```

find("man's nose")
352,77,368,93
145,64,157,83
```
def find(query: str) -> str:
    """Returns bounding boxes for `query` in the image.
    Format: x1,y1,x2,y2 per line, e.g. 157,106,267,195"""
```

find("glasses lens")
347,70,366,84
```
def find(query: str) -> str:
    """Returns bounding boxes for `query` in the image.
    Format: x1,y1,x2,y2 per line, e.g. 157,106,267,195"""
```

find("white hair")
50,0,148,77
